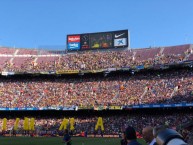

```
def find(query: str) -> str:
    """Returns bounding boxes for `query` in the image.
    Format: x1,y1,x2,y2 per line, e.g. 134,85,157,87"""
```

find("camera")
156,129,188,145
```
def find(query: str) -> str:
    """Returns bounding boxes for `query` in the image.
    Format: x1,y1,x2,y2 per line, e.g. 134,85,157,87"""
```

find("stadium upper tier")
0,44,192,72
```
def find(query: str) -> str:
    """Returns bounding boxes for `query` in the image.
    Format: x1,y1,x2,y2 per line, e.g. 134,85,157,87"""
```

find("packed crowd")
0,69,193,108
0,112,192,137
0,47,189,72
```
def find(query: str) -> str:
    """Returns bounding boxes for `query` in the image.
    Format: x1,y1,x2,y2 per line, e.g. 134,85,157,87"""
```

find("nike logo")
115,33,125,38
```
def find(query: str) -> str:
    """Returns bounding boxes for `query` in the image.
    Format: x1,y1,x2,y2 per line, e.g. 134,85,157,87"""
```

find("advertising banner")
56,70,79,74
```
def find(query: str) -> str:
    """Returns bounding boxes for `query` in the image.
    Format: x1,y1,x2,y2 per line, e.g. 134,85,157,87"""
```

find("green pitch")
0,137,147,145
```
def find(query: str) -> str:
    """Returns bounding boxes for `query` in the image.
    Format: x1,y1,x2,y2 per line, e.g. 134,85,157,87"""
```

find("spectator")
142,126,156,145
63,129,72,145
125,126,141,145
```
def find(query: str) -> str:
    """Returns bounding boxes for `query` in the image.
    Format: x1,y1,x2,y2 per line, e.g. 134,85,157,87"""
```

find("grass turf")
0,137,147,145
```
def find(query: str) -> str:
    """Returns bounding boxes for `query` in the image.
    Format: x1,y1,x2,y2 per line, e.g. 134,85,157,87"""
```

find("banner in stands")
119,67,130,71
0,103,193,111
56,70,79,74
59,118,68,130
14,118,20,130
80,70,93,73
1,72,15,76
67,30,129,51
40,71,56,74
2,118,7,131
108,106,122,110
0,107,76,110
95,117,104,131
59,118,75,131
107,68,116,72
62,106,77,110
14,72,26,75
91,69,105,73
136,65,144,70
124,103,193,109
94,105,107,110
78,106,94,110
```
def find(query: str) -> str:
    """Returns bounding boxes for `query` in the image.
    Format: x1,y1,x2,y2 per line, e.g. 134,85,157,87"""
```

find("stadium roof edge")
131,44,192,50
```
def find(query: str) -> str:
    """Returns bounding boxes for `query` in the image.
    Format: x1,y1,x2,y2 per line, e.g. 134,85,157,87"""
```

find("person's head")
142,126,154,144
125,126,137,142
153,125,167,138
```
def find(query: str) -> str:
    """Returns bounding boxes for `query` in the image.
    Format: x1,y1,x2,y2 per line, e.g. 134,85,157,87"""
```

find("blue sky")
0,0,193,50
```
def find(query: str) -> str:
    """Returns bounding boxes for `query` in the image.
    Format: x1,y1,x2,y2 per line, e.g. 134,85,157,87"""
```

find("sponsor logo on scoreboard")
68,35,80,42
81,34,89,49
68,42,80,50
115,33,125,38
114,38,127,47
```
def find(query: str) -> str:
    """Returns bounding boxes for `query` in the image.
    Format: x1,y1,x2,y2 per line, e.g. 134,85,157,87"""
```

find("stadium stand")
0,57,11,71
17,49,38,55
134,47,160,61
0,44,193,141
0,44,192,72
0,47,16,55
0,111,192,138
0,68,193,108
162,44,190,56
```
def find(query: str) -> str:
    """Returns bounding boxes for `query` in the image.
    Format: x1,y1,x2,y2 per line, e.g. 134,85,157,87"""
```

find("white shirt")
149,138,156,145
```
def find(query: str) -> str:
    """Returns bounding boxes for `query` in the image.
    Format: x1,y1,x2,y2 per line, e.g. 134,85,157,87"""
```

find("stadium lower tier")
0,109,192,140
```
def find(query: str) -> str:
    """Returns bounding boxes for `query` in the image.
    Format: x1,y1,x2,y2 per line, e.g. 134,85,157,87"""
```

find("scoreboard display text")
67,30,128,51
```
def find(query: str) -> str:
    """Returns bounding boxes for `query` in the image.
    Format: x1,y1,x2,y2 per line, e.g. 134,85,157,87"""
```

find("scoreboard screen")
89,32,112,49
67,30,128,51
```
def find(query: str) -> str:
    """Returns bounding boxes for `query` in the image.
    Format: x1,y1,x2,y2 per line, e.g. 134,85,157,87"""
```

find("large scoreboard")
67,30,129,51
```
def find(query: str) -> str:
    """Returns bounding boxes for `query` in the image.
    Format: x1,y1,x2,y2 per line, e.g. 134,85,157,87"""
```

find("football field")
0,137,147,145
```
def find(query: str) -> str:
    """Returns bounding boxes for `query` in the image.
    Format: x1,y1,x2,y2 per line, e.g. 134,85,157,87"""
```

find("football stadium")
1,1,193,145
1,40,193,145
